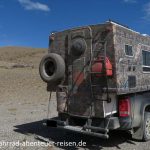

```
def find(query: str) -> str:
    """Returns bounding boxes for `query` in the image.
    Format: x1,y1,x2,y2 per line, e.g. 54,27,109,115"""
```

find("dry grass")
0,46,47,68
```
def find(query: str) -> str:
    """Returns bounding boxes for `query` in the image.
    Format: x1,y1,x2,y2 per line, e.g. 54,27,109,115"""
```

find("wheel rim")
145,118,150,137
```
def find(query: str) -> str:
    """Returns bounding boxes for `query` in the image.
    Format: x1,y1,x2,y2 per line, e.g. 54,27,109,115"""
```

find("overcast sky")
0,0,150,48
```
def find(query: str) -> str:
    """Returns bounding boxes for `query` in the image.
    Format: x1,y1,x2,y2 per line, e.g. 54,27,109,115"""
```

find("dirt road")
0,47,150,150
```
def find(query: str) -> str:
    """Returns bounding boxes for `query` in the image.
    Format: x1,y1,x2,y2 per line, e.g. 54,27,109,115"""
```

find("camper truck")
39,21,150,141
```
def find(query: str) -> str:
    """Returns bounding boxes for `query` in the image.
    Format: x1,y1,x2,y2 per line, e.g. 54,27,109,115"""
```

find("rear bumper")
46,117,120,139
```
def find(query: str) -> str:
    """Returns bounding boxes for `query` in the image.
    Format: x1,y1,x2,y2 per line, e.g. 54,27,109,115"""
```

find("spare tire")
39,53,65,83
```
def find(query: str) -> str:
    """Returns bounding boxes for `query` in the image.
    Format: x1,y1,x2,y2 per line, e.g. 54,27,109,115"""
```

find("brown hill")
0,46,49,104
0,46,47,68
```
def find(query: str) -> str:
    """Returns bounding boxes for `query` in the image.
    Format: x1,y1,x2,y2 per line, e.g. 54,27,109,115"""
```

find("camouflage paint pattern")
113,24,150,94
47,22,150,118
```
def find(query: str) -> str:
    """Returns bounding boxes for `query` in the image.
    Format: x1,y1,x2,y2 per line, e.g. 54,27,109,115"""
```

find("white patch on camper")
109,21,140,34
102,94,117,118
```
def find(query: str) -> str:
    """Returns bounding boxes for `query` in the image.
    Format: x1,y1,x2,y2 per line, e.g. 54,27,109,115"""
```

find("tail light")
119,98,131,117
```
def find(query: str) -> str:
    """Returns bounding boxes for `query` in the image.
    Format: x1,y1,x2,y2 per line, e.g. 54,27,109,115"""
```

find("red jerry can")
92,57,113,77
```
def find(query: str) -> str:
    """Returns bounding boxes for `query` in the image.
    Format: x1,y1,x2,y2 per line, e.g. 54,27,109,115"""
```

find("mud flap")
132,126,144,140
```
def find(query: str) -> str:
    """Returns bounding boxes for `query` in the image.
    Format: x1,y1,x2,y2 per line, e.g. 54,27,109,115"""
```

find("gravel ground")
0,47,150,150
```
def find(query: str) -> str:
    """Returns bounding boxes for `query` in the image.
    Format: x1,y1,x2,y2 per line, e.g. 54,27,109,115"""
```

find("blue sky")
0,0,150,48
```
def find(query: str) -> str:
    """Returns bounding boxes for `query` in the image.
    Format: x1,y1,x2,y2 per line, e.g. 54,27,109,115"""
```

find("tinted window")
125,45,133,56
128,76,136,88
143,67,150,72
142,50,150,66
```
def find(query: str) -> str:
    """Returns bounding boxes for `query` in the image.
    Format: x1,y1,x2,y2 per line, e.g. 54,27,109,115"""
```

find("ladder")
89,40,111,103
83,40,111,139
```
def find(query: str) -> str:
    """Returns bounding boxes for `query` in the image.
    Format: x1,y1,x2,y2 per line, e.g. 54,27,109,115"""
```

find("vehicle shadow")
14,119,136,150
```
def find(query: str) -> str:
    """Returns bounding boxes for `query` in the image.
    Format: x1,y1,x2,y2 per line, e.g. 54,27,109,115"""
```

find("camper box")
39,21,150,140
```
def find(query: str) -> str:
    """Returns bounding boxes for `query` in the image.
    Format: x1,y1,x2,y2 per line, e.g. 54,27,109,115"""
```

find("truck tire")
39,53,65,83
143,112,150,141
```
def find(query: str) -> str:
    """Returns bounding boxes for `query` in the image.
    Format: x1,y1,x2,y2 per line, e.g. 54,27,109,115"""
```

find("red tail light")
119,98,130,117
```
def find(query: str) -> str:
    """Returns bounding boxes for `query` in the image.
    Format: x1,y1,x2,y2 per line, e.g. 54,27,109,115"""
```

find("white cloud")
18,0,50,12
144,2,150,20
123,0,137,3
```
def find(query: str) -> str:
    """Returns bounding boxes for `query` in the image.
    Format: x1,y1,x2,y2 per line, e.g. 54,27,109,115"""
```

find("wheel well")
145,105,150,112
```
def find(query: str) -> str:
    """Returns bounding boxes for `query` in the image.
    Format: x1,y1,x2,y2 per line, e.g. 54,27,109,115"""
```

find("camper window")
125,45,133,56
142,50,150,72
